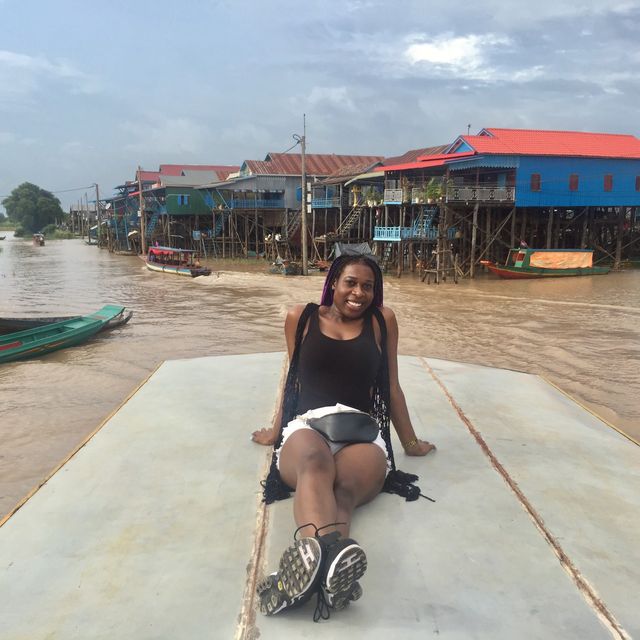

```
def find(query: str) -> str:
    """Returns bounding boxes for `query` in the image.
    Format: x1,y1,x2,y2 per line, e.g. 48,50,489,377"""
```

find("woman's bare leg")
332,443,388,537
279,429,339,538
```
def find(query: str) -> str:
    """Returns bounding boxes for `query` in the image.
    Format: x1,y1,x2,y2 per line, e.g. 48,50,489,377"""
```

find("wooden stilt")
614,207,625,270
485,208,492,262
470,202,479,278
520,207,528,245
546,208,554,249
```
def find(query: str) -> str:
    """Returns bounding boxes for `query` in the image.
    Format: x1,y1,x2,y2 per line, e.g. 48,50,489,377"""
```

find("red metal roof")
136,170,160,182
383,152,476,173
465,128,640,159
244,153,383,176
158,164,240,179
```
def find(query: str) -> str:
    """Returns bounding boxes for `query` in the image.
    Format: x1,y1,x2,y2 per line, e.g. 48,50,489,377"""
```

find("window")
569,174,579,191
177,194,190,206
530,173,541,192
636,176,640,192
604,175,613,192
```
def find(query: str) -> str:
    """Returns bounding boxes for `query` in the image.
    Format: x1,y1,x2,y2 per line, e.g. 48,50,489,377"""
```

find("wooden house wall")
165,187,211,216
515,157,640,207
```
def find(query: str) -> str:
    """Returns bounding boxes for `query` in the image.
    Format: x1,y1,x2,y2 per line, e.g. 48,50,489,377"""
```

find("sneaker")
257,536,323,616
324,580,363,610
322,537,367,608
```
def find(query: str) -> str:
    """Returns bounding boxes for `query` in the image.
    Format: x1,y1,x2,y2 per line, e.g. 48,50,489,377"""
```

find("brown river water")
1,233,639,519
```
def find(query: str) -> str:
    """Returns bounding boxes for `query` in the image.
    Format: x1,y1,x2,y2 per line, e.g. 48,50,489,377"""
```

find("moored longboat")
0,305,130,364
0,309,133,335
481,248,610,279
145,246,211,277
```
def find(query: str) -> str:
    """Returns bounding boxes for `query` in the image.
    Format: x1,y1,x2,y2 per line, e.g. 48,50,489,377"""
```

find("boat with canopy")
145,246,211,277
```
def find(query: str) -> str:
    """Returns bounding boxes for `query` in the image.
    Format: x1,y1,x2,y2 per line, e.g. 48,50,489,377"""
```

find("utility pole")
300,115,308,275
85,193,91,244
94,183,101,245
138,166,146,255
294,116,308,275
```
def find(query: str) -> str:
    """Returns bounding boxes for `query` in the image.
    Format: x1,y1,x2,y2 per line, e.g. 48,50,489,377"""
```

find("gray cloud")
1,0,639,210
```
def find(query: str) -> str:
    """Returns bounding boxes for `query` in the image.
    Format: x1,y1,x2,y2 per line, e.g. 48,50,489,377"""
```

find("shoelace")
293,521,347,541
313,587,331,622
292,521,348,622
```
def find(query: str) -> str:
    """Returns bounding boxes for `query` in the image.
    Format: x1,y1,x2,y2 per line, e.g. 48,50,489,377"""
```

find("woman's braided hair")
261,255,423,504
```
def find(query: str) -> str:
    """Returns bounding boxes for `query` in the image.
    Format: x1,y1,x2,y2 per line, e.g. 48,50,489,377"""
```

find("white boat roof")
0,353,637,639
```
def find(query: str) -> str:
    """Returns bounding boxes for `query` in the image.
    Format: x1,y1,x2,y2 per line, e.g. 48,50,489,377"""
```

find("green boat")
0,305,128,364
481,248,610,279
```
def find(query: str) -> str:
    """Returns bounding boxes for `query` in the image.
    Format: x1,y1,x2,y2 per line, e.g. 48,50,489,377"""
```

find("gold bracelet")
403,437,418,449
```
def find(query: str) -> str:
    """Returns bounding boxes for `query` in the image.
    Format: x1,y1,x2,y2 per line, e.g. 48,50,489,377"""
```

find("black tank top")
296,308,382,414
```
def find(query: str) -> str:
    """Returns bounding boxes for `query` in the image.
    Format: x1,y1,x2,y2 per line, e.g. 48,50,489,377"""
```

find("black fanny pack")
307,411,378,444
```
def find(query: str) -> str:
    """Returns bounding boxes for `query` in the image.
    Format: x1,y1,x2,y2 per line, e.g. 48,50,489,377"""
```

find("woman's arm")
381,306,436,457
251,304,306,446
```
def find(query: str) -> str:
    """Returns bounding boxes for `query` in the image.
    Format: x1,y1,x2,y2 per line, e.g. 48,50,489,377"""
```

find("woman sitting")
252,254,435,621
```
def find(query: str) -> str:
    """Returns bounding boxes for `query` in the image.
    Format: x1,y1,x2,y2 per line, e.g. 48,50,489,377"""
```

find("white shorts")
275,404,391,476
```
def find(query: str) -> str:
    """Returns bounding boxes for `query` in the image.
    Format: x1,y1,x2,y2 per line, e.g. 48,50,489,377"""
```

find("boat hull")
0,310,132,334
146,261,211,277
0,305,128,364
481,261,610,279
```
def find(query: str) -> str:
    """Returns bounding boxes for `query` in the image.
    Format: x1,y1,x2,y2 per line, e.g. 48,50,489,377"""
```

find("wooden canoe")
0,305,130,364
0,310,133,334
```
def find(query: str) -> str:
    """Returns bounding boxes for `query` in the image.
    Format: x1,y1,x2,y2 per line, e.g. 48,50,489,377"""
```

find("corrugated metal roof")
198,175,287,191
465,129,640,159
136,170,160,183
383,152,476,173
381,145,449,166
159,164,240,179
243,153,383,176
319,159,384,184
159,172,220,187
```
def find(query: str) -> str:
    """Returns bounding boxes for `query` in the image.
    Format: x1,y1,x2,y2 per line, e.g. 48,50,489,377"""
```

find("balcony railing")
383,188,407,204
229,198,284,209
373,226,457,241
448,186,515,202
311,197,344,209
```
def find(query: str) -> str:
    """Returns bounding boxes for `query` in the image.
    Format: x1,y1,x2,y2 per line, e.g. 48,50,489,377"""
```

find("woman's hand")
251,427,276,446
404,439,436,456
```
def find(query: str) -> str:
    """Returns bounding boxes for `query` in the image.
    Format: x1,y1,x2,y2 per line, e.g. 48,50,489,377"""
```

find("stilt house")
379,128,640,276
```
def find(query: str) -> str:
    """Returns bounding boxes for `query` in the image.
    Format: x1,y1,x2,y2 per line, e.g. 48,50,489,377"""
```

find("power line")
51,185,95,194
279,139,301,155
0,184,95,199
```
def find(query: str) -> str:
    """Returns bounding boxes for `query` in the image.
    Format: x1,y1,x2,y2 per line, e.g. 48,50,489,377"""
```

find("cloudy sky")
1,0,639,211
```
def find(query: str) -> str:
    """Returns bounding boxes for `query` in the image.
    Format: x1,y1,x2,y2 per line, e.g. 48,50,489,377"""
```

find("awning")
344,171,385,186
383,158,450,172
149,246,192,255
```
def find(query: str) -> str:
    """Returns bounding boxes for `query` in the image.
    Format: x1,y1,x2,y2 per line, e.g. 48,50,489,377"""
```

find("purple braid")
320,255,384,308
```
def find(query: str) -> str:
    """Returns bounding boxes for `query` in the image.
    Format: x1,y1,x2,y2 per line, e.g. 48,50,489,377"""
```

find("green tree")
2,182,63,233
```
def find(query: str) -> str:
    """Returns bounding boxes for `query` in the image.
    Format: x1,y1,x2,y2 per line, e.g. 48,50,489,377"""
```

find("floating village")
66,126,640,281
1,127,640,639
